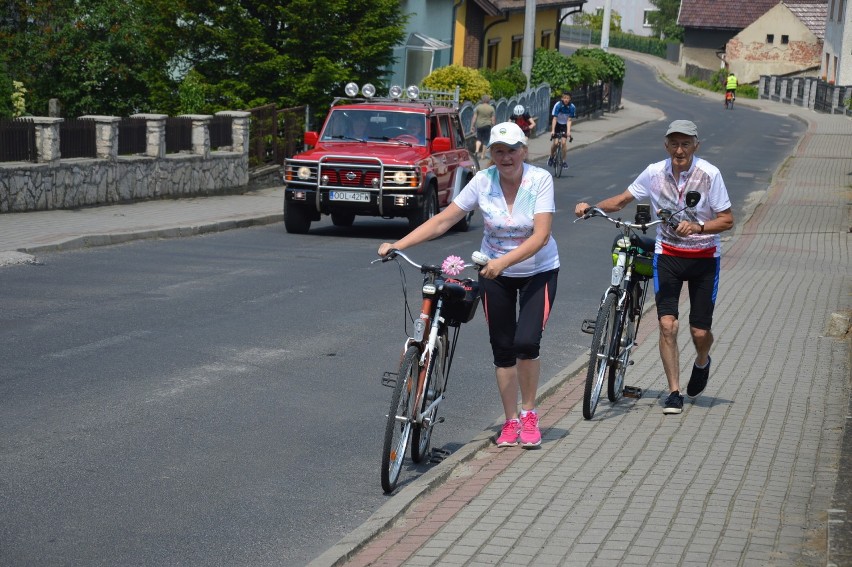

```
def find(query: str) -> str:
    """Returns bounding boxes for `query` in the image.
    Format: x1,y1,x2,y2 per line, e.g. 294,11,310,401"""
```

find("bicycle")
724,91,735,110
574,190,702,419
549,131,572,178
374,249,486,493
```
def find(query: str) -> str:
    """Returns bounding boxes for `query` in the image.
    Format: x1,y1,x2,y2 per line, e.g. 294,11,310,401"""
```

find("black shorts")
553,123,568,137
479,269,558,368
476,125,491,145
654,254,720,330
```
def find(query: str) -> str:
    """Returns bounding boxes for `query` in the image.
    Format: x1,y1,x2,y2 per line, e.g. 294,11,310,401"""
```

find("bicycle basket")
442,278,481,326
612,235,654,278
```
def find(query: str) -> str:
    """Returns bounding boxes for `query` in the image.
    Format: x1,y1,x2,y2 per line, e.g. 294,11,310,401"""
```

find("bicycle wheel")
411,331,447,463
607,293,632,403
381,345,419,493
583,292,618,419
554,144,563,178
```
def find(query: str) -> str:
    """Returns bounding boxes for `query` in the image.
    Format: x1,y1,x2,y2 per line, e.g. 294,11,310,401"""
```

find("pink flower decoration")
442,255,465,276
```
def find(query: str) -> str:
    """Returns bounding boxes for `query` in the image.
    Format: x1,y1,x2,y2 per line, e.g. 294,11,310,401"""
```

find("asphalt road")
0,58,804,567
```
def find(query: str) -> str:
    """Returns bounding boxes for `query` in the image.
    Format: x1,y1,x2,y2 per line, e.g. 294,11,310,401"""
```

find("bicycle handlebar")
373,249,488,274
574,207,671,230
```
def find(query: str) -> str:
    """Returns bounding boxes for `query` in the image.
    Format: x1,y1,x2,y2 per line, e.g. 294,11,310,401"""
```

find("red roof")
678,0,780,30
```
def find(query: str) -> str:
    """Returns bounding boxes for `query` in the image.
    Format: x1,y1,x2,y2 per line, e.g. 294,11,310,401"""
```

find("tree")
647,0,683,41
0,0,407,116
146,0,407,112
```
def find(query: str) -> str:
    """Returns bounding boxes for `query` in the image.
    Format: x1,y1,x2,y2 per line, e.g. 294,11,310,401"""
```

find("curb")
307,354,589,567
18,214,284,256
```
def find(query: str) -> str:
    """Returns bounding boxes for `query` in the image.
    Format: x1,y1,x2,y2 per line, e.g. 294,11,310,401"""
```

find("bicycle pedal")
381,372,397,388
430,447,451,463
581,319,596,334
623,386,643,399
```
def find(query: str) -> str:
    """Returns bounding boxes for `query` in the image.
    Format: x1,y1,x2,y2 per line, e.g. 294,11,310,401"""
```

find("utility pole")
522,0,536,90
600,0,612,52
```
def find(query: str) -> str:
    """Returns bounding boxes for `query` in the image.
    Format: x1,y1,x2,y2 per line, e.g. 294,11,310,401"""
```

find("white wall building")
821,0,851,84
579,0,658,37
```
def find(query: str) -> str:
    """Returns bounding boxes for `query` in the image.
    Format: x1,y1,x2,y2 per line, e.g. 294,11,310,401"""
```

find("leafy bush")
530,48,576,92
569,55,608,87
573,47,626,85
681,73,758,100
421,64,491,104
480,60,528,98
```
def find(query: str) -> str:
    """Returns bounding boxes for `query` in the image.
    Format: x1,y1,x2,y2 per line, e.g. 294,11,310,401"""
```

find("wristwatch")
697,220,705,233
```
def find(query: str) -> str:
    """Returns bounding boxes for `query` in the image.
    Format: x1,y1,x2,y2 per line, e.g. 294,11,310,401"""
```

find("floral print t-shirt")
454,163,560,277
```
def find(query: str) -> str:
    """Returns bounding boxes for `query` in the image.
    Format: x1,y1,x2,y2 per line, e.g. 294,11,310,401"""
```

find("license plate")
330,191,370,202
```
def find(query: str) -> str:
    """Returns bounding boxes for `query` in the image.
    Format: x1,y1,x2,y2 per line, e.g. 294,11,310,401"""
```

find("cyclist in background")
509,104,536,138
725,72,738,104
548,91,574,168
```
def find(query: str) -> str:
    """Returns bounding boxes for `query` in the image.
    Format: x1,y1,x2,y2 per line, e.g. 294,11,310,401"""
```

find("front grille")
285,157,420,191
325,167,381,188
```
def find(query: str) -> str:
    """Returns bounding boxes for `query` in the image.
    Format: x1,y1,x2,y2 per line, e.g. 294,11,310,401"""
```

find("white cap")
487,122,527,149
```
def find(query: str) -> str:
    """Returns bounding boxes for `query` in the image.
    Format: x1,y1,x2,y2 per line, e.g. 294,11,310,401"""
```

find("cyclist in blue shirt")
548,91,575,168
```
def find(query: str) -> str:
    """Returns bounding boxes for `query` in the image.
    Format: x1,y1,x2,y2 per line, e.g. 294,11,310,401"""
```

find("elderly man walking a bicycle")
575,120,734,415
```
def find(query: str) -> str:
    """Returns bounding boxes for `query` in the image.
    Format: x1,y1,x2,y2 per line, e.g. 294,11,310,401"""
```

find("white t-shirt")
628,156,731,258
454,163,560,277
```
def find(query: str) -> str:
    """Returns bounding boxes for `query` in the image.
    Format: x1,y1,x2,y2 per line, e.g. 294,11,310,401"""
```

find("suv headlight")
297,166,311,180
392,171,408,184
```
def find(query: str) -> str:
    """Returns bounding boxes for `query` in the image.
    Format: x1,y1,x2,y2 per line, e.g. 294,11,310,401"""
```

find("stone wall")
0,111,252,213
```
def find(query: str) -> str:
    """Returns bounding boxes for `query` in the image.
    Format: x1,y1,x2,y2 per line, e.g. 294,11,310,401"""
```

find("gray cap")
665,119,698,137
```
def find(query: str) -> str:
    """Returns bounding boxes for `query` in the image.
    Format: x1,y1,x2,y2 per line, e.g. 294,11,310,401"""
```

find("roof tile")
784,1,828,39
678,0,779,30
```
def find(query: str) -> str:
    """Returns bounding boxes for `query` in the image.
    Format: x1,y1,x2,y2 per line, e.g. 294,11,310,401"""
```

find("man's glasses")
668,141,697,150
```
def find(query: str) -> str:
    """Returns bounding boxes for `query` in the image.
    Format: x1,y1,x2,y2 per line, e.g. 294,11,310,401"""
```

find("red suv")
283,85,478,234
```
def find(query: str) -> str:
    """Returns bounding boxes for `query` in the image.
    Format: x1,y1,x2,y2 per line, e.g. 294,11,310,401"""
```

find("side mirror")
685,190,701,208
304,131,318,146
431,137,452,152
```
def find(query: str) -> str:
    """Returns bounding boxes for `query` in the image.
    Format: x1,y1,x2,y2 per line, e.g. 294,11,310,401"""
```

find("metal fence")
118,117,147,155
758,75,852,115
209,114,233,150
59,118,96,159
0,118,36,162
246,104,308,168
166,117,192,153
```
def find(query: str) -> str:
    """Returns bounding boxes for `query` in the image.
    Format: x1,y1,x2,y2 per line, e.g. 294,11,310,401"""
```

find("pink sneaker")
496,419,520,447
519,411,541,447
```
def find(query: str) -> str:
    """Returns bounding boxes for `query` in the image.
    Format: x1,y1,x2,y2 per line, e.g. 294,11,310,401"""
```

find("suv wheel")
331,212,355,227
408,188,437,231
284,202,312,234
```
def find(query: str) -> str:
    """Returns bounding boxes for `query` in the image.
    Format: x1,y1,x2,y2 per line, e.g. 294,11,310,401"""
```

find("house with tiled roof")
677,0,827,81
389,0,588,88
726,1,828,83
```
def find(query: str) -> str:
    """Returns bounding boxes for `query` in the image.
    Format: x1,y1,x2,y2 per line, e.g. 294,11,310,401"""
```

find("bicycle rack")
381,371,397,388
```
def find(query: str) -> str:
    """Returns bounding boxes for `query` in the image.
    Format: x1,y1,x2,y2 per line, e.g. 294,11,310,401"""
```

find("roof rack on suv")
330,83,460,110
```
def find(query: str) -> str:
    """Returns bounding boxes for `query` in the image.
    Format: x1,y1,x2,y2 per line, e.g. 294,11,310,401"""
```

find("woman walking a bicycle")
378,121,559,448
574,120,734,414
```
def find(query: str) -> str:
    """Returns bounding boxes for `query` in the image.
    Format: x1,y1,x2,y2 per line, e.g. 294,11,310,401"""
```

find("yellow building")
453,0,589,71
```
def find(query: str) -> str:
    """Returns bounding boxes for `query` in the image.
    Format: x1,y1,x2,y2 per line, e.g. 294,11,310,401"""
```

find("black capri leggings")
479,269,558,368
